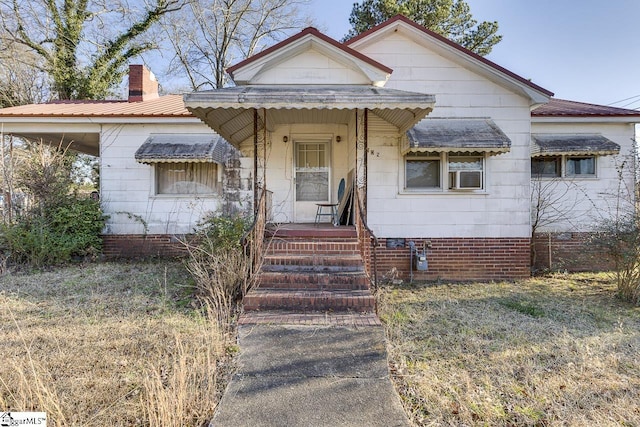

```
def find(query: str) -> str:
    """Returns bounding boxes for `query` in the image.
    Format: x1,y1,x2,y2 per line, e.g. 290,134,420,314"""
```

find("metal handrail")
240,188,265,248
355,189,379,287
240,186,269,280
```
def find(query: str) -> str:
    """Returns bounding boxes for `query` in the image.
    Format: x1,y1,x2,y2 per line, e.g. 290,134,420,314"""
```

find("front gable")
347,15,552,105
228,27,392,86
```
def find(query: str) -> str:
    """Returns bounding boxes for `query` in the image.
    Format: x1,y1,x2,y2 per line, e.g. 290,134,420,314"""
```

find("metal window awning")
134,133,235,164
403,118,511,155
184,85,436,146
531,134,620,157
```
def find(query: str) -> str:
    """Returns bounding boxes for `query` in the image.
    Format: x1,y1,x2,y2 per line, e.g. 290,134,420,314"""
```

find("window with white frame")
155,162,218,195
448,153,484,190
405,152,441,189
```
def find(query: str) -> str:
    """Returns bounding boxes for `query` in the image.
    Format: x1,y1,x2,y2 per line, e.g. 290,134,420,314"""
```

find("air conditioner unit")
449,170,482,189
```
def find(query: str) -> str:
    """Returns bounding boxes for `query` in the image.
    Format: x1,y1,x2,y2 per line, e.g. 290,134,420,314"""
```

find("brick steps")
262,254,365,270
257,272,369,290
243,289,376,312
267,241,360,256
242,228,376,320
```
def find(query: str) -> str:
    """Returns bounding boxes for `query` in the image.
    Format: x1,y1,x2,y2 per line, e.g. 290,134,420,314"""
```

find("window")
405,152,441,189
296,142,329,201
156,162,218,195
531,157,561,177
448,154,483,190
566,156,595,176
530,155,596,178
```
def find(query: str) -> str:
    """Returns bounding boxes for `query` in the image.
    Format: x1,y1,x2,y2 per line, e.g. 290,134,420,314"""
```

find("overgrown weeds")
182,213,251,339
0,261,232,426
379,273,640,426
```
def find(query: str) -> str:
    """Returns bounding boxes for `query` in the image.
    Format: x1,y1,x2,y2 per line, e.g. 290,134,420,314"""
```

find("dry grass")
378,273,640,426
0,261,233,426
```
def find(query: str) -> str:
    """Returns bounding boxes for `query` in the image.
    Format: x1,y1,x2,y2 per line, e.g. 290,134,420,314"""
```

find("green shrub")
1,198,107,266
194,213,250,253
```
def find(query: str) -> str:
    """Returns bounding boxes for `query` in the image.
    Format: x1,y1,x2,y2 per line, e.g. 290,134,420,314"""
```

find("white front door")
294,140,330,222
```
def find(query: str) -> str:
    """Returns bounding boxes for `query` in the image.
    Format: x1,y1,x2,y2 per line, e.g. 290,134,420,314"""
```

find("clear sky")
307,0,640,109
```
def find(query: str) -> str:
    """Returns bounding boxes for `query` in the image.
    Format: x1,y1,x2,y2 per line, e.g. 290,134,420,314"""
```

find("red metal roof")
532,98,640,117
0,94,192,118
345,15,554,98
227,26,393,77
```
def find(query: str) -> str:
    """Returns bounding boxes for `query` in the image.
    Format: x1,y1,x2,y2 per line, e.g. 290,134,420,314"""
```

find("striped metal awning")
134,133,235,164
403,118,511,155
531,134,620,157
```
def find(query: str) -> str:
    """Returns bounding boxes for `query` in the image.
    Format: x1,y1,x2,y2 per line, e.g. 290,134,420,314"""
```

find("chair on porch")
315,178,345,226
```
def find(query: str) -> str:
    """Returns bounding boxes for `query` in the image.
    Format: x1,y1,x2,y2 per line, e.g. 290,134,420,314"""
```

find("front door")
294,140,330,222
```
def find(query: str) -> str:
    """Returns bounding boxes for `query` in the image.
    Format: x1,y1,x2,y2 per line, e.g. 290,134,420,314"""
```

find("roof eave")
0,116,200,124
532,116,640,124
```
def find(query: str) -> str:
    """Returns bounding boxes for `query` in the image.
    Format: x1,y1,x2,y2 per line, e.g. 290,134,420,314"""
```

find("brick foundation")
372,237,531,281
102,234,187,258
532,232,613,272
103,234,534,280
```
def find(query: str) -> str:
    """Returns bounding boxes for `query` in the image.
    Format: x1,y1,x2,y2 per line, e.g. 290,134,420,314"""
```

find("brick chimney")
128,65,159,102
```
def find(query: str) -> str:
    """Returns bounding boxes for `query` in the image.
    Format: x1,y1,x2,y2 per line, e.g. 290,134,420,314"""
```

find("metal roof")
134,134,236,164
532,98,640,117
404,118,511,154
531,134,620,157
184,85,435,146
0,95,191,118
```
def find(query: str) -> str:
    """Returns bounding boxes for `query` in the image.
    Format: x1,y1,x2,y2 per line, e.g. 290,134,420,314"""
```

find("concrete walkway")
211,322,411,427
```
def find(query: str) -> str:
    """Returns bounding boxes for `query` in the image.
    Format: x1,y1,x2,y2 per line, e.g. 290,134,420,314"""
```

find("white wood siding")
100,123,222,235
356,31,533,238
251,49,370,85
530,122,636,232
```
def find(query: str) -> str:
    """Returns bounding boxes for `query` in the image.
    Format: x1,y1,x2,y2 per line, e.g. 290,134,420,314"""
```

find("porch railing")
355,186,379,288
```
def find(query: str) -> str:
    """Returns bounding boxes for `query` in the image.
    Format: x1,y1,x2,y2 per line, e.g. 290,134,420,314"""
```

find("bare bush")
593,214,640,305
182,214,251,339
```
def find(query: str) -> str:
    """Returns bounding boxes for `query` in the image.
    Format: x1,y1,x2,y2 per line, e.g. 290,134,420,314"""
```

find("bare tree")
530,175,584,270
160,0,311,90
0,34,48,107
0,0,186,100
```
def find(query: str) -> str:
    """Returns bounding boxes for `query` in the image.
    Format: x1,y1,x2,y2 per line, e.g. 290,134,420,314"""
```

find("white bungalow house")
0,15,638,281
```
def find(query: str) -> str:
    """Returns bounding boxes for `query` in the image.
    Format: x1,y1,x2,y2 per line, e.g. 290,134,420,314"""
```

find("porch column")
356,108,369,216
253,108,258,212
252,108,269,217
